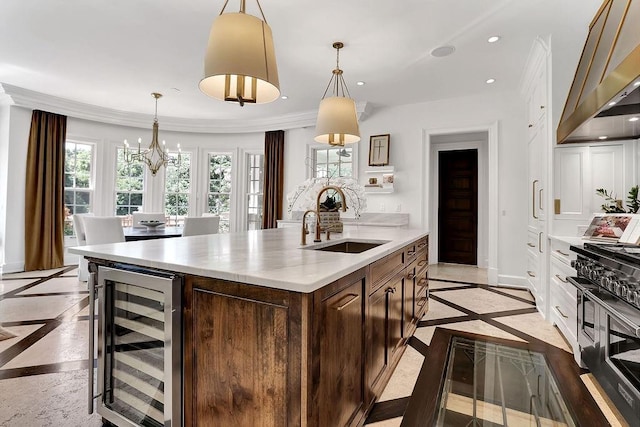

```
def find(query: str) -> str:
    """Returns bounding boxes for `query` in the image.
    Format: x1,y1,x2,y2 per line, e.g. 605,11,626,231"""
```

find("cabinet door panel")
190,289,289,427
554,147,587,217
316,277,366,427
388,275,404,359
367,285,388,391
590,145,624,212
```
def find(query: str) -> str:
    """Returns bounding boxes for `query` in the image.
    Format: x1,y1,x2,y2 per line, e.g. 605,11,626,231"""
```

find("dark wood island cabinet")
183,236,428,426
74,227,429,427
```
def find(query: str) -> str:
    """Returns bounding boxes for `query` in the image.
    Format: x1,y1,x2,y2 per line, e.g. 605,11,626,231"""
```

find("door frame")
422,122,498,285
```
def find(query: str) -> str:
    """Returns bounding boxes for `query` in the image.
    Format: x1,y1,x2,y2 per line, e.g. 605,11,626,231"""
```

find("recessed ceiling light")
609,101,617,106
486,78,496,84
487,36,501,43
634,81,640,87
629,117,639,122
356,81,365,86
281,95,288,100
598,136,608,140
430,45,456,57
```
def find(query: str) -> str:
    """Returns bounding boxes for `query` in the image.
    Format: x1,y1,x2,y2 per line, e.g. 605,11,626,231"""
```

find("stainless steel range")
569,242,640,426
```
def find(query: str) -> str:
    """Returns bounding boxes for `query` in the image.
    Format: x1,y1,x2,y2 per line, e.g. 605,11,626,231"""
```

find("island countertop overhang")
69,226,429,293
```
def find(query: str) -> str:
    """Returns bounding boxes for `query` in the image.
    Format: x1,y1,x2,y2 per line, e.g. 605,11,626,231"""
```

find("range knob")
589,266,604,281
600,272,616,289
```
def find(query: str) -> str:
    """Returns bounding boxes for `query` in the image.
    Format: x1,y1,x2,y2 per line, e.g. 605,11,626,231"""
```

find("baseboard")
488,267,498,285
1,261,25,274
496,274,529,288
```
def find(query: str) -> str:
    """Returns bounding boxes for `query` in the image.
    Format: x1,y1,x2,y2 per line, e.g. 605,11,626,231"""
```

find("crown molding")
0,83,371,134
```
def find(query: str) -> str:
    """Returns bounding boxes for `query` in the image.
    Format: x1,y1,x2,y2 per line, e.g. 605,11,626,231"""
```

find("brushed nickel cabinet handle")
417,278,428,288
418,242,427,248
527,243,536,248
418,260,428,267
555,306,568,319
555,250,569,257
334,293,360,311
532,180,539,219
407,273,415,280
539,188,544,211
407,250,416,256
385,287,396,294
527,271,536,278
538,232,543,254
417,297,428,307
555,274,568,283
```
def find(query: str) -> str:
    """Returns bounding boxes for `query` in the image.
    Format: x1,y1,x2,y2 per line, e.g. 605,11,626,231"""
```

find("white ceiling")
0,0,602,125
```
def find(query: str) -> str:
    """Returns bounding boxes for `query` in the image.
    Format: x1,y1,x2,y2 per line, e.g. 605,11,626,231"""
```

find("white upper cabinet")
554,143,630,220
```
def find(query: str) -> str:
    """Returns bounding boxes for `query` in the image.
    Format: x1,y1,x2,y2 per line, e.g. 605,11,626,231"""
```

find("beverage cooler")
88,265,182,427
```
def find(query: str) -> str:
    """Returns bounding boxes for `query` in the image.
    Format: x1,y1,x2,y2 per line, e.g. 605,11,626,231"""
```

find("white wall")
0,103,10,272
284,90,527,283
3,90,528,282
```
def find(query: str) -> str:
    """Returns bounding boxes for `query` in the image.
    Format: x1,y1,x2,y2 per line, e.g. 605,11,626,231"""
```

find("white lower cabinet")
548,239,581,366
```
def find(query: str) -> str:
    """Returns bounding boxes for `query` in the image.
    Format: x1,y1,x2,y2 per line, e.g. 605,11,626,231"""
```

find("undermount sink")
305,240,389,254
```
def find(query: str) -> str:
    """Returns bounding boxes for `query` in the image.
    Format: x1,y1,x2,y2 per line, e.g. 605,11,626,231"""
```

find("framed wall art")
369,134,390,166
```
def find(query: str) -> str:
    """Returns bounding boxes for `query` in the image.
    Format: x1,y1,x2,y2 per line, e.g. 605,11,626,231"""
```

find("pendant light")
199,0,280,106
315,42,360,145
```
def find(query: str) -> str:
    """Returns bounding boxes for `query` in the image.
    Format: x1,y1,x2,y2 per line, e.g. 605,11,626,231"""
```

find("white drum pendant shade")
314,96,361,145
199,12,280,104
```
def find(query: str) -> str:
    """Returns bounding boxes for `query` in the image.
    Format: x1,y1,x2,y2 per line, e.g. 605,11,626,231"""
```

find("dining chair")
82,217,126,245
132,212,166,228
182,216,220,237
72,213,93,282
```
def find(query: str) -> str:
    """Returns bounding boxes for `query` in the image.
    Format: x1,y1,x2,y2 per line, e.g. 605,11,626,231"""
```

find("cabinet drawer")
550,239,576,267
370,251,404,293
550,281,577,342
550,259,576,298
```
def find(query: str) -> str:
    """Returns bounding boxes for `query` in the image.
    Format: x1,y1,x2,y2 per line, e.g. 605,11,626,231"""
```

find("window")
207,153,232,233
246,153,264,230
64,142,94,236
313,147,353,178
164,152,191,226
115,147,144,216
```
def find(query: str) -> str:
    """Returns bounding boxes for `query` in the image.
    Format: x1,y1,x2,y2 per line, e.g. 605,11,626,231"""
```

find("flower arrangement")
287,177,367,219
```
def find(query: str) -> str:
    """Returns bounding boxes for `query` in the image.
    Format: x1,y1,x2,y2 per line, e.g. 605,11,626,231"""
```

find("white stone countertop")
69,226,429,293
549,235,585,247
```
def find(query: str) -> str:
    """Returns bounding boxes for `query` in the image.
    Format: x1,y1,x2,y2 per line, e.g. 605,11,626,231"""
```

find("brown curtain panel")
24,110,67,271
262,130,285,229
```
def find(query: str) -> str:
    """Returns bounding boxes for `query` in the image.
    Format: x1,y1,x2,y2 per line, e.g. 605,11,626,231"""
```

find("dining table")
123,226,183,242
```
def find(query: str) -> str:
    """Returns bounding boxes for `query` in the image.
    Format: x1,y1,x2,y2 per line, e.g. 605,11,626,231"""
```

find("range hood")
557,0,640,144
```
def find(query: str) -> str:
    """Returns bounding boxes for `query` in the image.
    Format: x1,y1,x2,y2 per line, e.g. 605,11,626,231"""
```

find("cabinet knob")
528,124,533,128
540,105,545,109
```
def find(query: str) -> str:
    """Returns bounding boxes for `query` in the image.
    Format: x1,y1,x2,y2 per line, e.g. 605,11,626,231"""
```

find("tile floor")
0,264,630,426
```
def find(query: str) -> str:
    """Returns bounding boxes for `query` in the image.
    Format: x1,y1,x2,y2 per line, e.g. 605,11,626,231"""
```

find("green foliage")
596,186,640,213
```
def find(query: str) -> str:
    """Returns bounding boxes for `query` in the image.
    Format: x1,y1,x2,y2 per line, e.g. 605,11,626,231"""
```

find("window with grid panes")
115,147,145,216
207,153,232,233
164,152,191,226
64,142,94,236
313,147,353,178
246,153,264,230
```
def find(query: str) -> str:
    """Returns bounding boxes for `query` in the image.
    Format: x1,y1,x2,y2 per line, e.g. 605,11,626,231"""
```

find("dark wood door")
438,149,478,265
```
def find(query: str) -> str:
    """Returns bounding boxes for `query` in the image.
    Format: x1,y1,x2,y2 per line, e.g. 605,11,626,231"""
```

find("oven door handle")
88,271,96,414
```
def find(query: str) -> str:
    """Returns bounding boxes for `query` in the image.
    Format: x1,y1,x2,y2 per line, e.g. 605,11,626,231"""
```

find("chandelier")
314,42,360,146
123,93,181,176
199,0,280,106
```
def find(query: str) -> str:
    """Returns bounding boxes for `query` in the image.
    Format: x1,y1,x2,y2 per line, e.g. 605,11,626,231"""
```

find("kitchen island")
71,226,429,427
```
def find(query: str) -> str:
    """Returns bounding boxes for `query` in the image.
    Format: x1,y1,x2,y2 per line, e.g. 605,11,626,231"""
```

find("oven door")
569,277,599,366
603,310,640,424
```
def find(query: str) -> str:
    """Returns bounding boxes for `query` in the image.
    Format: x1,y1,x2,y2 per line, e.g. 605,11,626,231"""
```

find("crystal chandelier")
199,0,280,106
123,93,181,176
315,42,360,146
